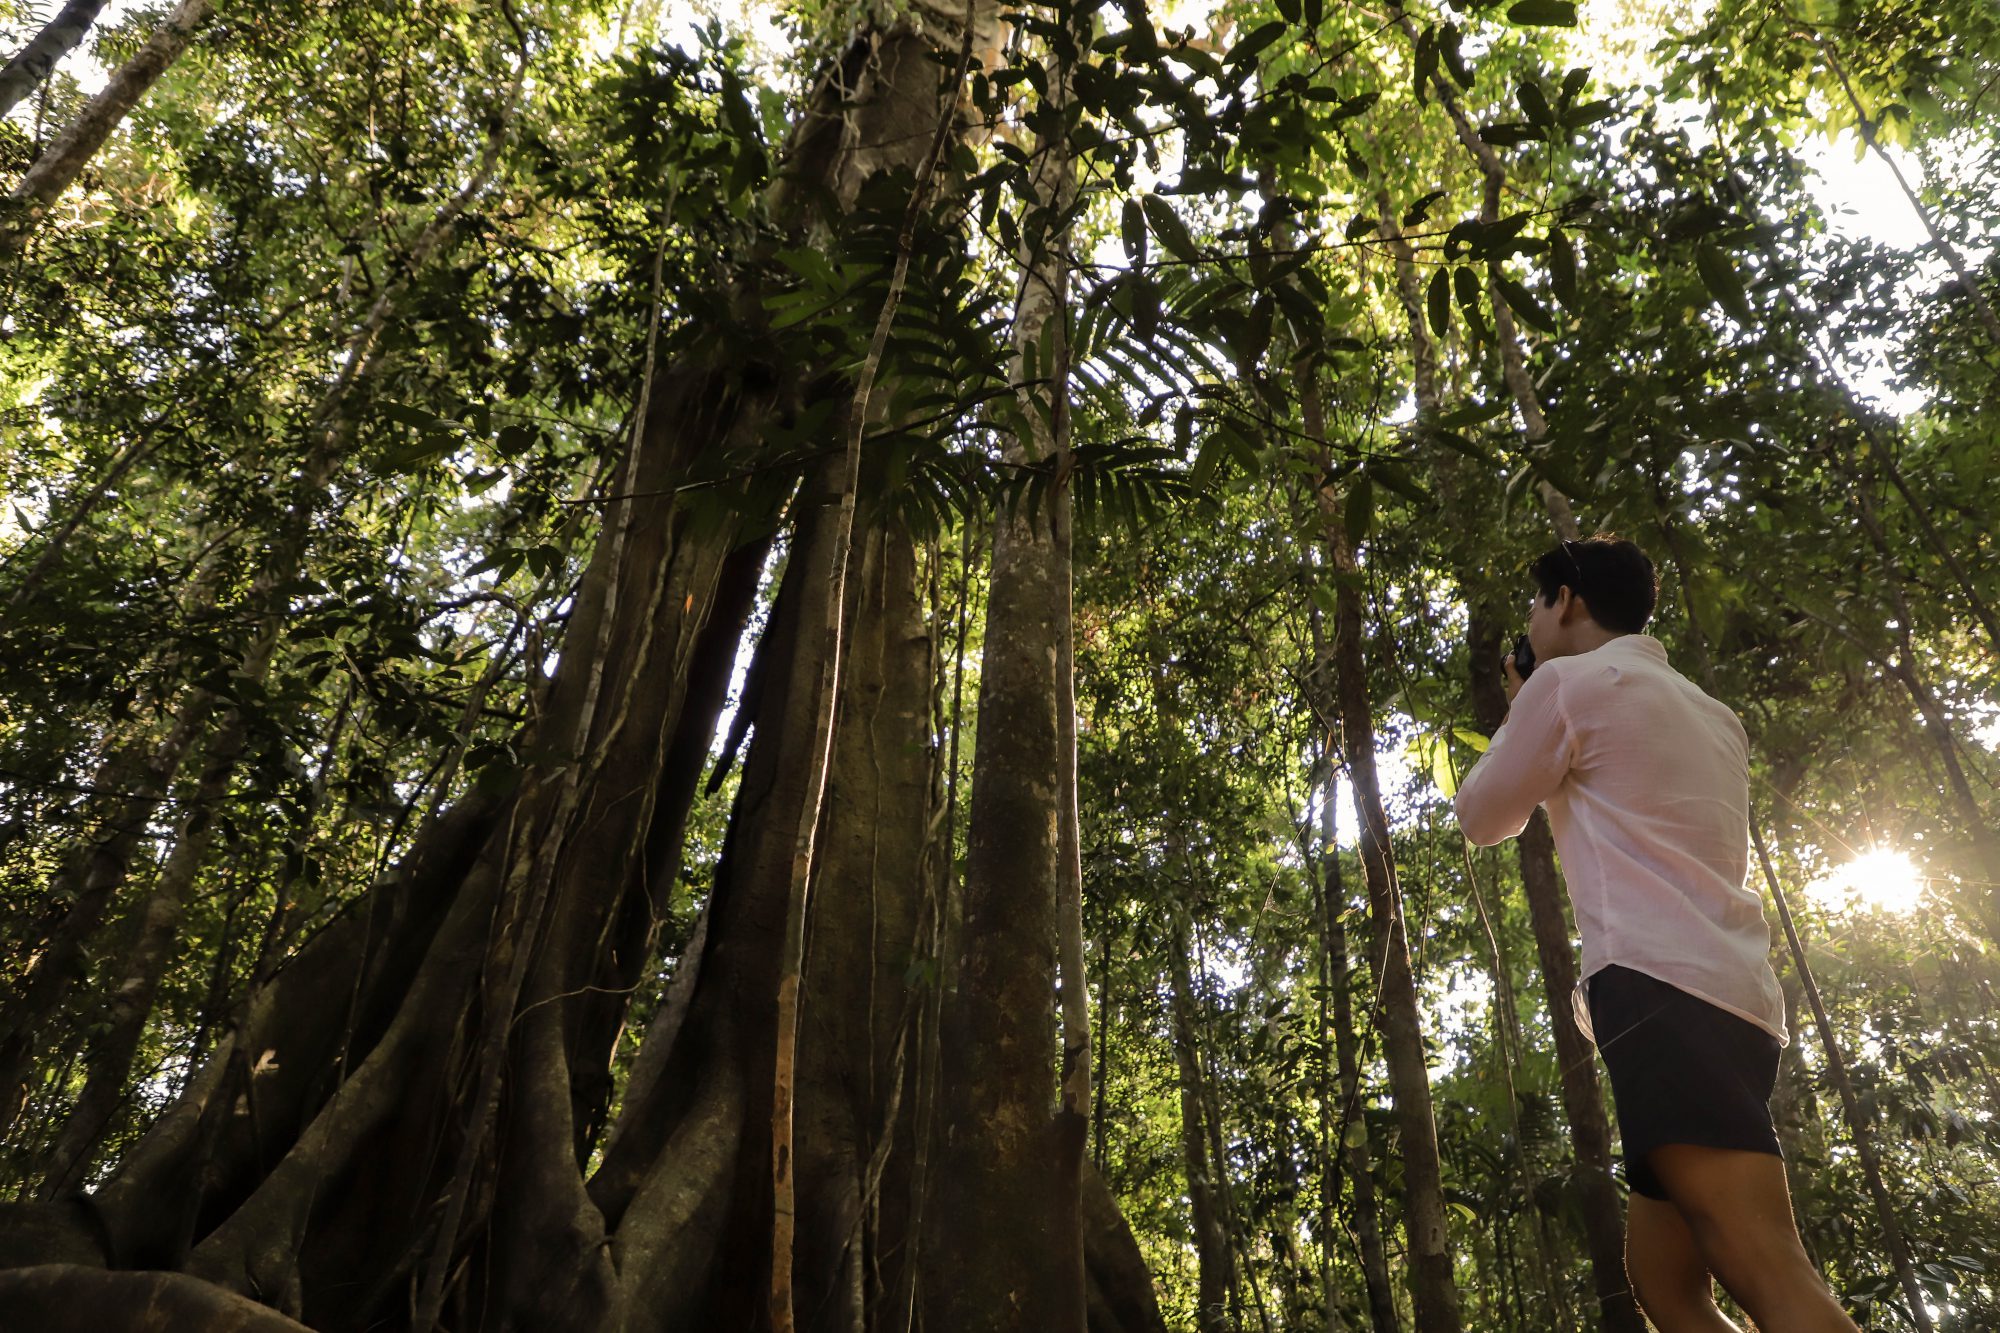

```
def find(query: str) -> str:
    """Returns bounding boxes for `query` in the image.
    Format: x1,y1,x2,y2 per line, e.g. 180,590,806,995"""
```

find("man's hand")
1503,652,1525,705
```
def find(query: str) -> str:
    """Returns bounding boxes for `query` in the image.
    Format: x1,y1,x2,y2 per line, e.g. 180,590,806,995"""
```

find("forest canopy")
0,0,1995,1329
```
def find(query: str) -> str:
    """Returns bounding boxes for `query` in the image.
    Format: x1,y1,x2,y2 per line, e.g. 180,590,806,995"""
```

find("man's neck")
1558,626,1627,659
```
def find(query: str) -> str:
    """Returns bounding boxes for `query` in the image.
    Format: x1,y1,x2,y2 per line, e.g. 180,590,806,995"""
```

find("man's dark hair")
1530,535,1657,634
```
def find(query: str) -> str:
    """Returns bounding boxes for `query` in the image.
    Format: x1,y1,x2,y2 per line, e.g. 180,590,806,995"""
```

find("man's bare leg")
1627,1191,1744,1331
1649,1144,1859,1332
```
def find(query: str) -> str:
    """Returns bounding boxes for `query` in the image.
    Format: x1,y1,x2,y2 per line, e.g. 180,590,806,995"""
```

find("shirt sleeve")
1453,663,1576,846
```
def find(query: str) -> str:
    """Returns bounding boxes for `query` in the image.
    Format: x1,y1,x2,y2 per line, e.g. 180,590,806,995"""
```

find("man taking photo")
1453,535,1859,1333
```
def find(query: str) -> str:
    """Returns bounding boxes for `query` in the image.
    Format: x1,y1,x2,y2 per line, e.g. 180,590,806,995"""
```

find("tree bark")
1465,611,1637,1333
1326,801,1401,1333
0,10,1163,1333
767,9,974,1319
0,1,111,120
1170,928,1236,1333
2,0,215,250
1084,1163,1171,1333
0,1263,312,1331
1376,190,1639,1333
1306,386,1462,1333
926,11,1090,1327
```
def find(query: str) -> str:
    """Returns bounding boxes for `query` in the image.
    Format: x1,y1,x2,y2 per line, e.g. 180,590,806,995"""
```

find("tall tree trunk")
1304,377,1462,1332
926,11,1088,1322
1327,806,1400,1333
1465,611,1636,1333
0,32,844,1298
1308,753,1398,1333
2,0,215,251
0,0,110,118
1170,928,1236,1333
1376,190,1640,1333
766,9,978,1324
0,9,1174,1333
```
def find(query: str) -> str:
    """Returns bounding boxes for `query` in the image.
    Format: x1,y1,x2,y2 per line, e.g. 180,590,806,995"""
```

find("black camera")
1512,633,1536,678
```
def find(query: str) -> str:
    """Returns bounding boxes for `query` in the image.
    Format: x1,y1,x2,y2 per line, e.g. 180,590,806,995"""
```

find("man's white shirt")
1453,633,1789,1044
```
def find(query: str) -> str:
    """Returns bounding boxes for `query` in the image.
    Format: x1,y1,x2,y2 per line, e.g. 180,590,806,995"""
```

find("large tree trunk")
925,14,1090,1328
1375,192,1639,1333
1169,928,1236,1333
2,0,215,251
1306,384,1462,1333
0,230,803,1333
0,7,1172,1330
1314,774,1399,1333
581,483,933,1332
0,0,110,118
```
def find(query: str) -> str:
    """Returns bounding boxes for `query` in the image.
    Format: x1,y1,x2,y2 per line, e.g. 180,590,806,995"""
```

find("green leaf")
1327,91,1381,122
1410,732,1459,797
1228,19,1287,65
379,434,459,473
1345,214,1379,242
1494,272,1557,334
1141,194,1199,262
1439,400,1509,428
1120,198,1147,267
1516,80,1553,127
1431,429,1496,463
1132,275,1160,342
1402,188,1448,226
1478,121,1542,147
1412,25,1439,104
1506,0,1577,25
1564,99,1616,129
1454,727,1492,753
1548,229,1578,309
1695,242,1753,324
1427,266,1452,339
1343,477,1374,543
1440,23,1474,89
379,400,454,431
1275,0,1302,23
1365,459,1429,504
1453,265,1483,324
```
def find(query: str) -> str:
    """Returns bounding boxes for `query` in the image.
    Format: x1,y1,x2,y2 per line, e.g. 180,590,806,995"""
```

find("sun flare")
1804,847,1928,915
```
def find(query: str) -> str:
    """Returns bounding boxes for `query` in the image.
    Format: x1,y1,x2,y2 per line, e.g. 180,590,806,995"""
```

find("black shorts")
1586,965,1782,1201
